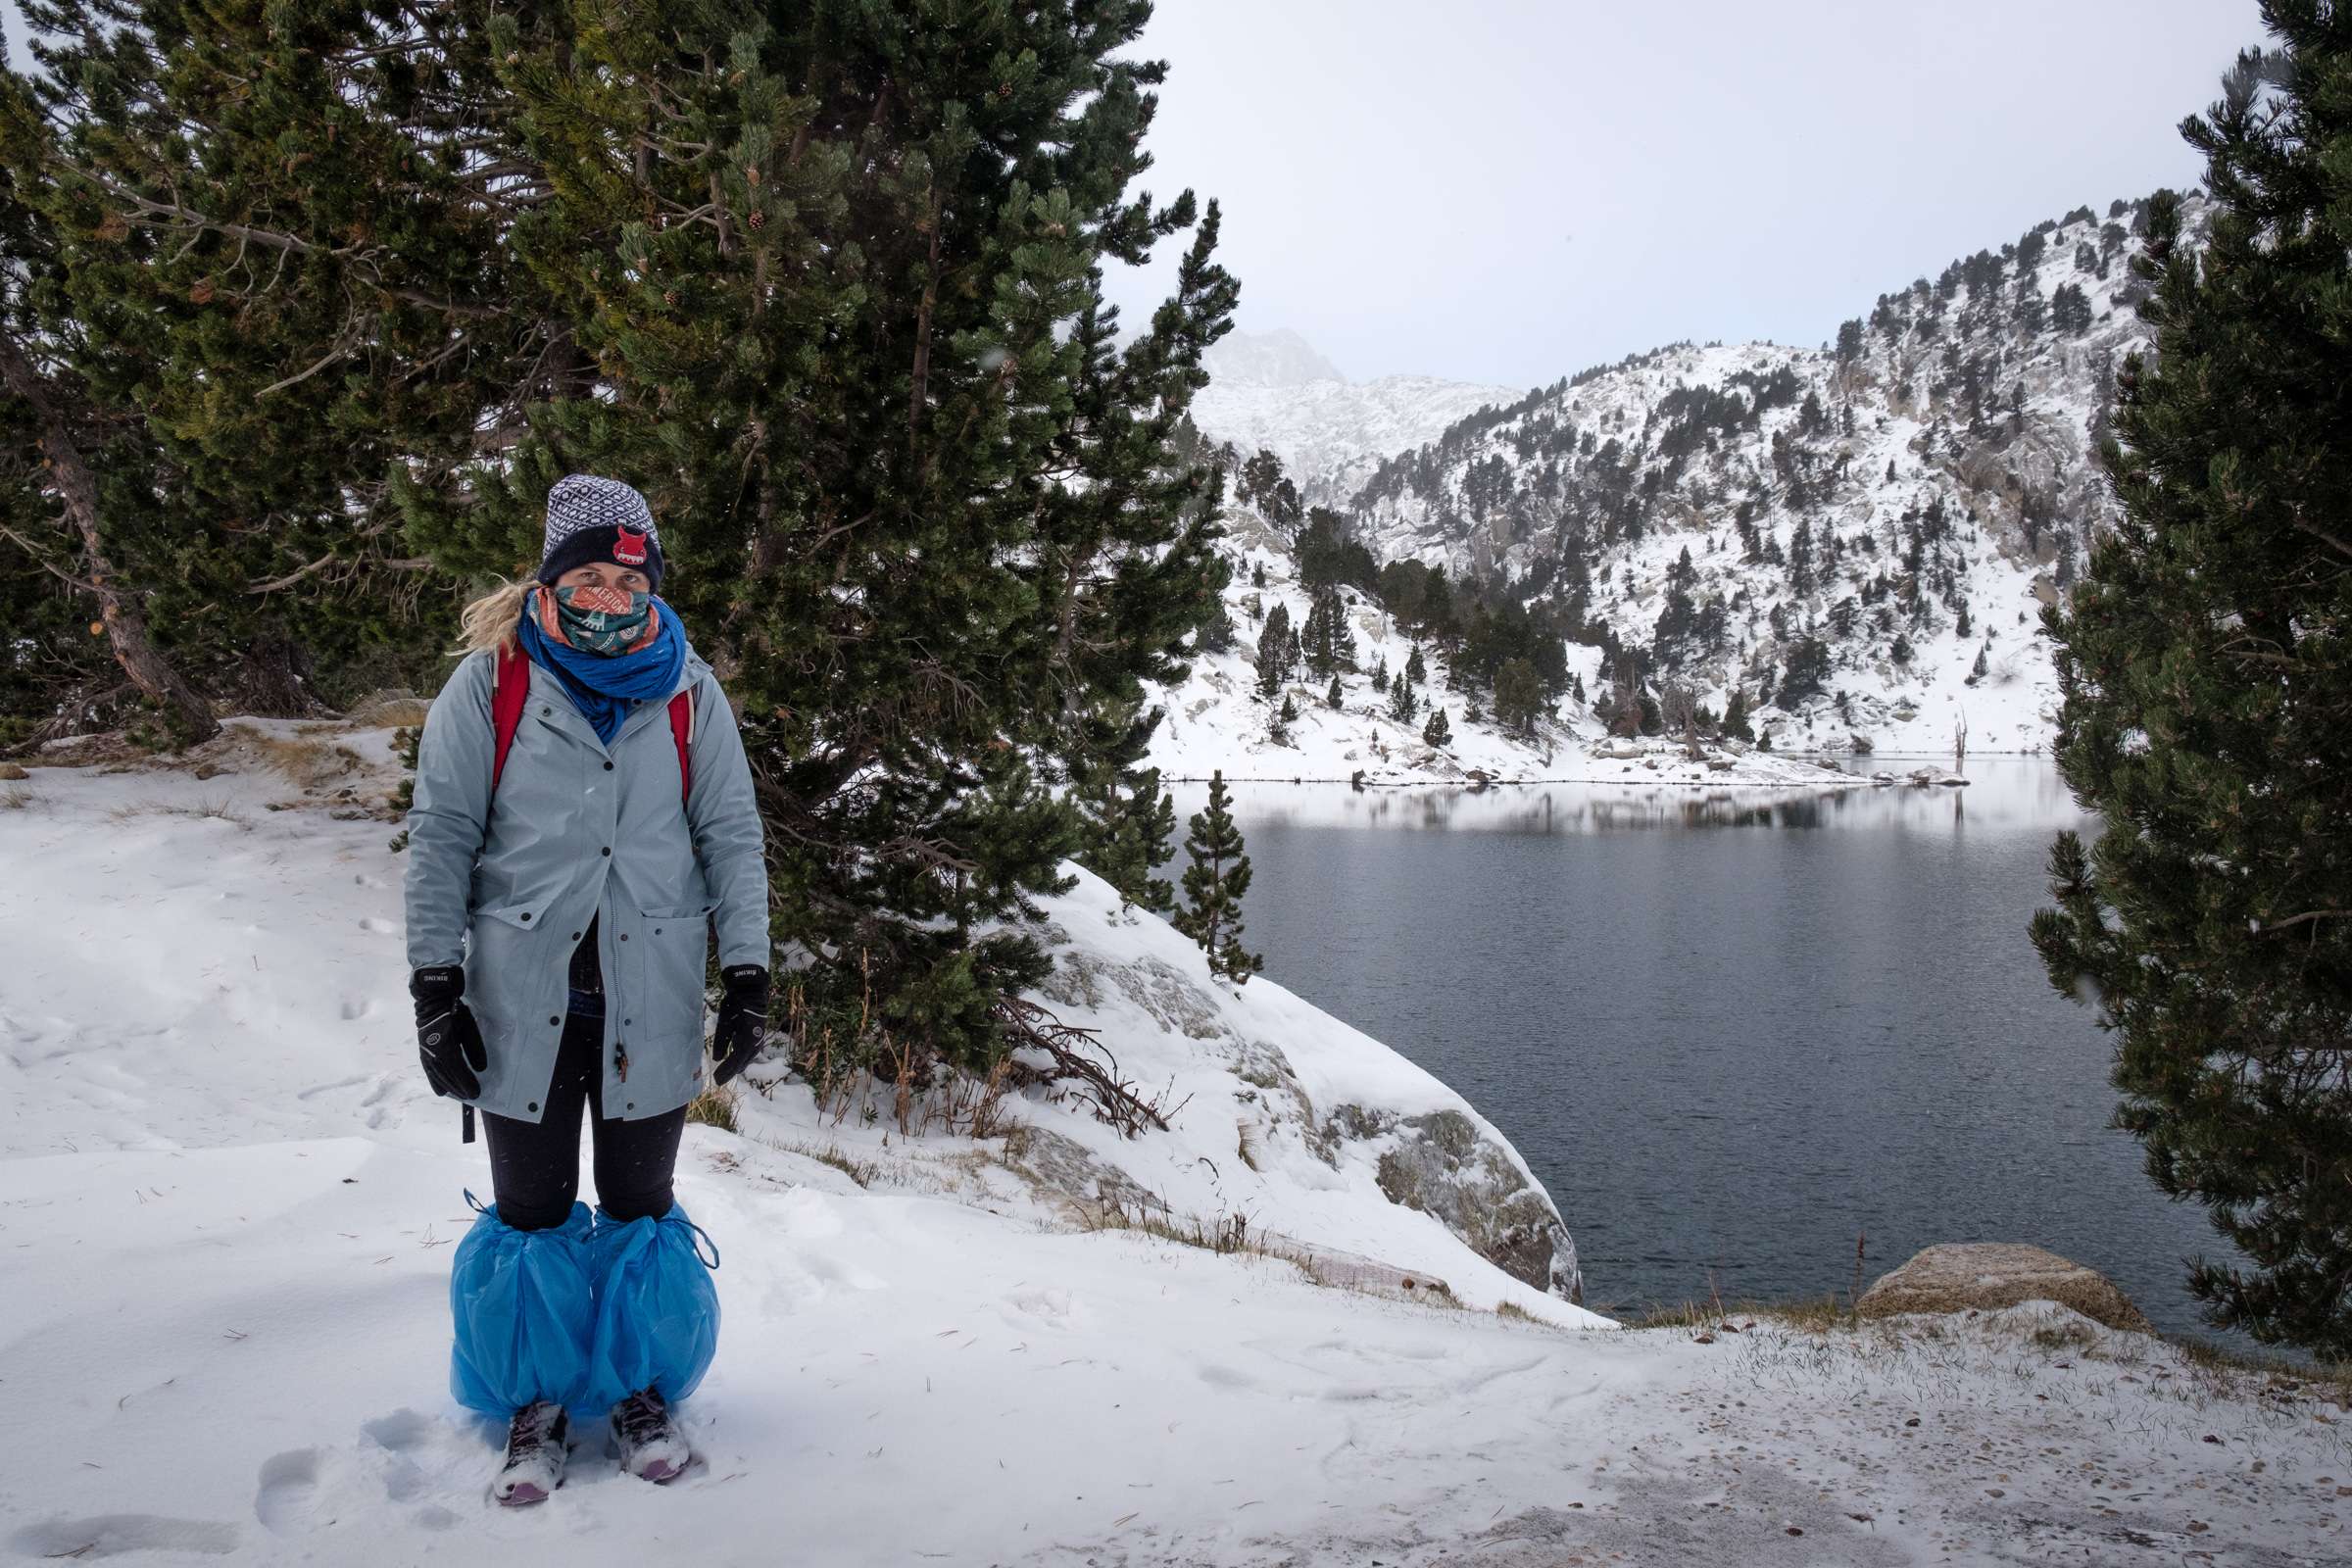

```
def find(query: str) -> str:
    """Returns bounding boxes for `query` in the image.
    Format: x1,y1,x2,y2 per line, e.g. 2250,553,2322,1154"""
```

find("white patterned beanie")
536,473,664,592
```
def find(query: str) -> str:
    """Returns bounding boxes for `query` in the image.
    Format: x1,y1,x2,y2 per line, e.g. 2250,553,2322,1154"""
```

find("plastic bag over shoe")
448,1193,596,1418
584,1202,720,1410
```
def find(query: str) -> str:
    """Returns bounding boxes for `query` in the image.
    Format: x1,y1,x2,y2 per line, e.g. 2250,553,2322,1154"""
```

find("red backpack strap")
666,684,694,804
489,641,530,796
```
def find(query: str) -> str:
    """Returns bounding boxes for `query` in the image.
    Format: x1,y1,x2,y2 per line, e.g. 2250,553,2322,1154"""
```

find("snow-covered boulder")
1017,865,1587,1309
1857,1242,2153,1334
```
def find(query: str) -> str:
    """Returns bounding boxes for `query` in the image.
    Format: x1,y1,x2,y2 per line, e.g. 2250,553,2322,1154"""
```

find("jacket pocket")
627,905,712,1050
464,899,553,1049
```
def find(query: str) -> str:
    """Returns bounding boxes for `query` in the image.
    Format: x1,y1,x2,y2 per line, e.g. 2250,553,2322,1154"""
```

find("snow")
3,720,2346,1565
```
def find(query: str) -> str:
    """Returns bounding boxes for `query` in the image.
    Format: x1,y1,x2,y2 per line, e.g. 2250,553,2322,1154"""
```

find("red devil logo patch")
612,525,649,565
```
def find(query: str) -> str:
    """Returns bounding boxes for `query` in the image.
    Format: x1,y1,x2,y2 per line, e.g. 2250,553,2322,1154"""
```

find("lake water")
1169,759,2242,1344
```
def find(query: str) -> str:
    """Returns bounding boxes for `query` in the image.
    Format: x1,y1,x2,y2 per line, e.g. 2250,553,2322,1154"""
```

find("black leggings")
482,1008,687,1232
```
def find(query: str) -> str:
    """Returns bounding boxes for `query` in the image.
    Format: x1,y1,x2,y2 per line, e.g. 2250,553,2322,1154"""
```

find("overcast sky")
1099,0,2256,387
5,1,2255,389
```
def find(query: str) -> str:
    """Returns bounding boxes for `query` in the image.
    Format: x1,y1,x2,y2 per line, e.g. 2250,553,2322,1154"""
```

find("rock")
0,762,26,780
1330,1103,1584,1303
1857,1243,2153,1333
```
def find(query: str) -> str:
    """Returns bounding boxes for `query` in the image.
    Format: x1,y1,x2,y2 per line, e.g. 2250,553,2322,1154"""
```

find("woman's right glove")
410,964,489,1101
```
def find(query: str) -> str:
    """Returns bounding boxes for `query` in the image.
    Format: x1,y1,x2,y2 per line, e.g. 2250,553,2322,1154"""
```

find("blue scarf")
515,587,689,744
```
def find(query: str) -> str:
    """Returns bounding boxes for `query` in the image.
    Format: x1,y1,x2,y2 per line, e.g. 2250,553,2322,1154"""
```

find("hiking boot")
609,1385,691,1483
493,1399,568,1506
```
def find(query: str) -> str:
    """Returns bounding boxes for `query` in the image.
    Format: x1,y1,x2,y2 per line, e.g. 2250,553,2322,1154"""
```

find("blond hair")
452,577,536,658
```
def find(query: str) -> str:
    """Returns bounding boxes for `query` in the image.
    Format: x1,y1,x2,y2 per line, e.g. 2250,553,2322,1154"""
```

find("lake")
1169,758,2243,1344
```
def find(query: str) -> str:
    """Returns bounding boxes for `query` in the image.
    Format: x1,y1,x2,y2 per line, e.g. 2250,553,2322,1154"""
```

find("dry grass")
245,730,368,792
0,785,32,810
107,795,249,828
1625,1294,1852,1337
1078,1194,1292,1262
2168,1334,2352,1407
770,1138,883,1189
684,1084,740,1134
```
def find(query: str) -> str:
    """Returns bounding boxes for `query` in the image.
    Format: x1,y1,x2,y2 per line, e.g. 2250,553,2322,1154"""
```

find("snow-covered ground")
3,722,2346,1566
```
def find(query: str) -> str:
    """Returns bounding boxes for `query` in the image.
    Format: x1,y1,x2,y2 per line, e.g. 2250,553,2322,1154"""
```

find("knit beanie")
536,473,665,593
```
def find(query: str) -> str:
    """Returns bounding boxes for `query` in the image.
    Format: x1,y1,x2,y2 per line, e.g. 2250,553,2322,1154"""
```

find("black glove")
710,964,770,1087
410,964,489,1101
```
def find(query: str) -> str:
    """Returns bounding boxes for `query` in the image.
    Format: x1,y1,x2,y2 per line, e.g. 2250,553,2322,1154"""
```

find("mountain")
1330,196,2207,755
1193,330,1522,510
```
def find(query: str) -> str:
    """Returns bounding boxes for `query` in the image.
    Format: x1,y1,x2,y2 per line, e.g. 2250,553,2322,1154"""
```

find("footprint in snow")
7,1513,241,1559
253,1447,323,1534
358,916,398,935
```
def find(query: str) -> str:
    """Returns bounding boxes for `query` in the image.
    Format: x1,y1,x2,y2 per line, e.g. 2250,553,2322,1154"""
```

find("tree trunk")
0,328,219,746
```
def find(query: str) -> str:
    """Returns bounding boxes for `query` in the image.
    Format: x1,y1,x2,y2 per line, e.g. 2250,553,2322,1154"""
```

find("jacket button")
541,707,550,717
519,912,531,922
601,847,612,857
571,932,581,941
623,1018,631,1026
549,1015,561,1026
604,761,614,771
654,927,662,936
527,1102,538,1112
619,933,628,942
625,1102,634,1111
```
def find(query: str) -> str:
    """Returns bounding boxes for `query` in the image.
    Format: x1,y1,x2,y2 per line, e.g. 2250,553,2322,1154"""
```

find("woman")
401,473,771,1505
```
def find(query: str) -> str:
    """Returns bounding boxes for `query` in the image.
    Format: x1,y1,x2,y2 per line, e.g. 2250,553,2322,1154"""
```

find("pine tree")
1,3,535,729
2032,9,2352,1357
1173,771,1263,985
2050,281,2094,334
1722,686,1754,741
1254,601,1294,700
1325,674,1343,710
1386,673,1418,724
1494,657,1544,735
1970,644,1989,681
416,0,1234,1073
1371,656,1389,694
6,4,1243,1077
1421,705,1451,748
1404,643,1426,686
1070,691,1176,913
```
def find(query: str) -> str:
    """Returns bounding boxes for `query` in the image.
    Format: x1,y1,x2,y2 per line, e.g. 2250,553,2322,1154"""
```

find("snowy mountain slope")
4,731,2344,1565
1332,196,2209,755
1148,514,1882,791
1193,328,1521,509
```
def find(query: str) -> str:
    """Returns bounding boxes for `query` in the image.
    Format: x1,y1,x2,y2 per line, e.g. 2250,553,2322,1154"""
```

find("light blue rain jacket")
402,636,769,1123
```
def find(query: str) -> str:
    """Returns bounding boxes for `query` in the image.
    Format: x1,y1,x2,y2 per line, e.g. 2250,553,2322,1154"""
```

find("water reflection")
1169,756,2092,837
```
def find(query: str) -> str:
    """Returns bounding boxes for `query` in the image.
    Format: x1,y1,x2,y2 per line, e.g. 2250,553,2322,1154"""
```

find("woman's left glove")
710,964,770,1086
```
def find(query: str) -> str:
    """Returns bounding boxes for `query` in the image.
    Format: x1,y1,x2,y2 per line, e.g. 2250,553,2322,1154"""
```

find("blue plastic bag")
448,1192,596,1417
584,1201,720,1409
